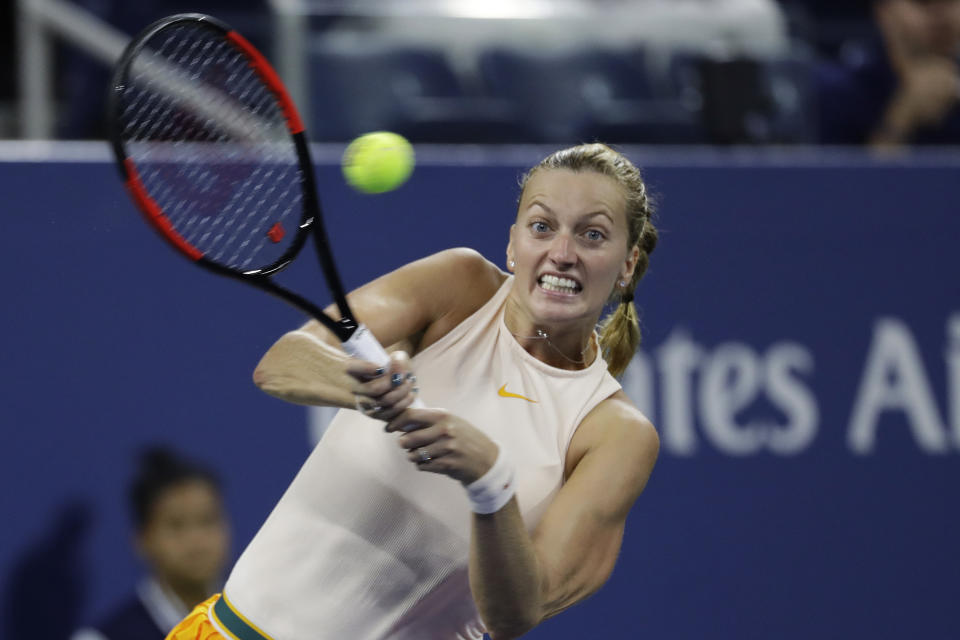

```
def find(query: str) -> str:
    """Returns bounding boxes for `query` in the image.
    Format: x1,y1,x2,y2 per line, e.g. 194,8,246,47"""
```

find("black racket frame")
108,13,361,342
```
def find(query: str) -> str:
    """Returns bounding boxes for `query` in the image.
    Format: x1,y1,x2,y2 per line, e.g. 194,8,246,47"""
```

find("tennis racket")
108,13,392,367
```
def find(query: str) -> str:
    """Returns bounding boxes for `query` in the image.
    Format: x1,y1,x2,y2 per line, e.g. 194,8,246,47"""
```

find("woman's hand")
345,351,419,421
346,350,498,485
384,408,499,485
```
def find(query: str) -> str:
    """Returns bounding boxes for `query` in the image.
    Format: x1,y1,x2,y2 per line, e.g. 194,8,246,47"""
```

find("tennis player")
167,142,660,640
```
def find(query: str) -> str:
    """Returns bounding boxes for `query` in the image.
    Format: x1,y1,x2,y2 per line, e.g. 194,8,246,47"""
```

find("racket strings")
117,22,303,272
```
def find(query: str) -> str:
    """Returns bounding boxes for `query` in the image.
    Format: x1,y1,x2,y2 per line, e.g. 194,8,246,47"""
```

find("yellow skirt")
166,593,273,640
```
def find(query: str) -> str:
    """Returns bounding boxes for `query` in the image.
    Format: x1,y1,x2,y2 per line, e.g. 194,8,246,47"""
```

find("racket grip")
343,324,425,408
342,323,390,366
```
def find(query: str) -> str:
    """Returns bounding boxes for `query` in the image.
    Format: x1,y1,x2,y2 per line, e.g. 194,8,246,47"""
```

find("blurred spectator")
70,447,230,640
817,0,960,147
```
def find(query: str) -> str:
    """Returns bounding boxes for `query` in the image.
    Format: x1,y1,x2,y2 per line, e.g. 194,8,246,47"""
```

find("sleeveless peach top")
224,276,621,639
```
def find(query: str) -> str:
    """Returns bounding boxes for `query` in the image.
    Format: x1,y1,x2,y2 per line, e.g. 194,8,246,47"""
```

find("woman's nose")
548,233,576,265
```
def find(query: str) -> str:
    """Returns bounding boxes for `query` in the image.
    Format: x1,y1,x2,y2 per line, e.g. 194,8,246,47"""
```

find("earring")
509,260,516,269
619,280,626,288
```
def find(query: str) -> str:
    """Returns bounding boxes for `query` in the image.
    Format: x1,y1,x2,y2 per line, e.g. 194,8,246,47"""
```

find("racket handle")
343,324,425,409
342,323,390,366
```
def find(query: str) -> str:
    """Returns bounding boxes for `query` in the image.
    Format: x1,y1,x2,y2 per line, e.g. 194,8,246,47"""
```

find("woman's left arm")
384,391,659,639
472,392,659,638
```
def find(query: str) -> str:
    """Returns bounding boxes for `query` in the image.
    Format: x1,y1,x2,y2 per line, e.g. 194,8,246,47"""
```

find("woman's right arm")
252,248,505,407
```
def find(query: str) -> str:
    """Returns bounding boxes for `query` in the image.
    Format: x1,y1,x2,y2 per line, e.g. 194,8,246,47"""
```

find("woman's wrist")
465,445,516,514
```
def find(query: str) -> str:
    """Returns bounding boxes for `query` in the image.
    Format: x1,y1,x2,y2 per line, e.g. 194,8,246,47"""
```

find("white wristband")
465,446,516,514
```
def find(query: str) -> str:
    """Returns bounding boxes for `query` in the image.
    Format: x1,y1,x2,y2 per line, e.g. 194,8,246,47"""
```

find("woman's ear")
621,244,640,282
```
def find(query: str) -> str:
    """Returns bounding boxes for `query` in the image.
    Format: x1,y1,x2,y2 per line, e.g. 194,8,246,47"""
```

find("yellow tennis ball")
342,131,414,194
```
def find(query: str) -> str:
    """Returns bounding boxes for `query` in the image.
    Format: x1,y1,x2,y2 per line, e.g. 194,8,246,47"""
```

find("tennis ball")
342,131,414,194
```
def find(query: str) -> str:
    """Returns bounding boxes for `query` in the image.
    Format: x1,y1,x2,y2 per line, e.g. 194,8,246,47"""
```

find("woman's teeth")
539,274,580,294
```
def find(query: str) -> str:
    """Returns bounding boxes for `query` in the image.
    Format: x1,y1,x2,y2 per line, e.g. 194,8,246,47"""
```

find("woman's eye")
585,229,605,242
531,221,549,233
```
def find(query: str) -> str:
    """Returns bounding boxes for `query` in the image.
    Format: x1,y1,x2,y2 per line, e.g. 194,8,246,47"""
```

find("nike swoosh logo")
498,384,537,403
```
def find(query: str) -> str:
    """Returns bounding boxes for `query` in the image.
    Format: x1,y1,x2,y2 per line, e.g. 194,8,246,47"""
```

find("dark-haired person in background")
817,0,960,148
71,448,230,640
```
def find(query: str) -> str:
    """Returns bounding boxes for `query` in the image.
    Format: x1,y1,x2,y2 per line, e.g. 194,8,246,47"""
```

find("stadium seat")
759,54,817,143
478,46,705,144
669,51,817,144
308,43,523,143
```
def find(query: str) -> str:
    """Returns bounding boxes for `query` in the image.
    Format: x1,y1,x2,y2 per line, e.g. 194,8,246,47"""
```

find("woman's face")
137,479,230,589
507,168,638,328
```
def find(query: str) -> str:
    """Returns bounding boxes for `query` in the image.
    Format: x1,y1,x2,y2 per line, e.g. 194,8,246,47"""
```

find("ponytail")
599,218,658,376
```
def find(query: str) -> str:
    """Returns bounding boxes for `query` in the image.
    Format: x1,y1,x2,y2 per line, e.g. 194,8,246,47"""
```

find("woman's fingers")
395,422,448,449
356,384,417,421
350,351,419,419
395,424,453,468
384,411,498,484
383,407,446,434
345,360,386,383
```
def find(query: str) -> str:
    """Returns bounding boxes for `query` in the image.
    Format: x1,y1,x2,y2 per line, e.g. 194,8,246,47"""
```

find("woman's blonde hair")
518,143,658,376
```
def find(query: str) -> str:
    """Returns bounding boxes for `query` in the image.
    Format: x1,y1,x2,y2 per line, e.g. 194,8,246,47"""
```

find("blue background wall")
1,144,957,639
